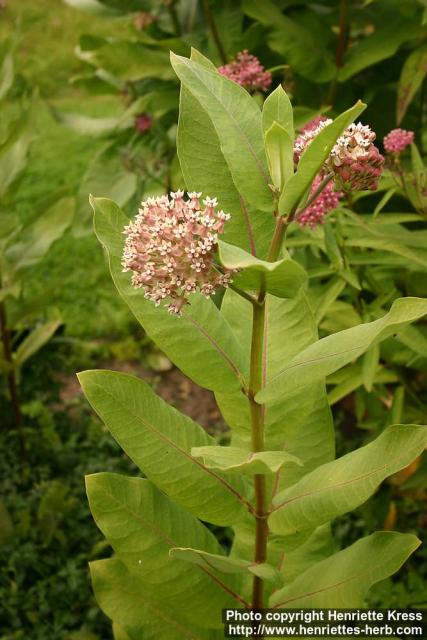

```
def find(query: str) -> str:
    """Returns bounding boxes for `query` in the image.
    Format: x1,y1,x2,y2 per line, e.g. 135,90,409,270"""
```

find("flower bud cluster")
383,128,414,154
297,176,343,229
329,123,384,191
294,119,384,192
122,191,233,315
219,50,272,92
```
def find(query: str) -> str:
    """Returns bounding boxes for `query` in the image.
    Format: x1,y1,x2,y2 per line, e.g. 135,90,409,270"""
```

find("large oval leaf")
86,474,240,625
270,424,427,535
79,370,249,526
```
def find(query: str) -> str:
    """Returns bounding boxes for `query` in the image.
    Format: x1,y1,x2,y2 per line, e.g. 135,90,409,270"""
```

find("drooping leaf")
191,446,301,475
170,547,283,587
14,320,62,368
218,240,307,298
278,101,366,218
79,370,249,526
74,144,136,237
269,532,420,607
339,22,423,83
86,474,240,626
90,558,218,640
269,424,427,535
171,51,274,213
91,196,249,393
6,197,74,272
0,104,35,199
258,297,427,403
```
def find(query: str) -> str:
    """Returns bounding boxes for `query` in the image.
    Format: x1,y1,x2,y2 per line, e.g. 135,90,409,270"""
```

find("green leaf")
278,101,366,218
218,240,307,298
339,22,423,82
262,85,294,142
50,110,126,138
269,532,420,607
0,53,14,102
0,104,35,199
74,145,136,237
14,320,62,368
177,69,273,257
90,558,216,640
269,424,427,536
6,197,74,271
362,343,380,392
191,446,302,475
78,38,174,83
257,297,427,403
170,547,283,587
216,290,334,495
242,0,335,83
171,51,273,213
397,44,427,124
79,370,248,526
86,474,239,627
264,123,294,191
91,196,249,393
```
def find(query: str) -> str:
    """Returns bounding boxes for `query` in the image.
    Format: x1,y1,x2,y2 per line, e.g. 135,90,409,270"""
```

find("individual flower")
297,175,343,229
218,50,272,92
383,128,415,154
122,191,234,315
134,113,152,134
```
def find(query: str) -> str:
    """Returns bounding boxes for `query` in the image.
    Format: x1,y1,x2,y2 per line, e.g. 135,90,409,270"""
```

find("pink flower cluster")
295,118,384,192
298,176,343,229
383,128,414,154
330,123,384,191
122,191,233,315
219,51,272,92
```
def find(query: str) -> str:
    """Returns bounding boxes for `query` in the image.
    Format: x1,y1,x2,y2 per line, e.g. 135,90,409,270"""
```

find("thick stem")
202,0,227,64
0,299,25,457
249,296,268,610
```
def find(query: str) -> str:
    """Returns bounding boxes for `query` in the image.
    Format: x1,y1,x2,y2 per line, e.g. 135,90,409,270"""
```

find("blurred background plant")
0,0,426,637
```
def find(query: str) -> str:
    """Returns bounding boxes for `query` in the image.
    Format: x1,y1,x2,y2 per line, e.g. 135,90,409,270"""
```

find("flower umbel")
122,191,233,315
219,50,272,92
383,128,415,154
330,123,384,191
294,120,384,192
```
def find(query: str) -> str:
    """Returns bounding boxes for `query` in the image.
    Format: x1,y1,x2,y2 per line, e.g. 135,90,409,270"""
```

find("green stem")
0,296,25,458
249,294,267,611
296,172,334,217
202,0,227,64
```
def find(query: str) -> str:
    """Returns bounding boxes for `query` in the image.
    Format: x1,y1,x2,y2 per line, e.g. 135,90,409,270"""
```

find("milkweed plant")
79,50,427,638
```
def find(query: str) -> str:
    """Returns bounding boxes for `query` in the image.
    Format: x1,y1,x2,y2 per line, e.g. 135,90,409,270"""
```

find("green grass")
1,0,136,338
